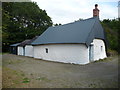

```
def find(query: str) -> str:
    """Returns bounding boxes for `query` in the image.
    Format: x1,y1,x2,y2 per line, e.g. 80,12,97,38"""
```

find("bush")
107,49,118,57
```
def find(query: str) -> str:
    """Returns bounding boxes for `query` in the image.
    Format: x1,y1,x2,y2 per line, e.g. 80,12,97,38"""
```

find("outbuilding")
31,5,107,64
17,40,31,56
17,36,38,57
25,36,38,57
10,43,20,55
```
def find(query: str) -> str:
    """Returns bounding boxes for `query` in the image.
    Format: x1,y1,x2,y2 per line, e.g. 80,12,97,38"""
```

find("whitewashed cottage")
31,4,107,64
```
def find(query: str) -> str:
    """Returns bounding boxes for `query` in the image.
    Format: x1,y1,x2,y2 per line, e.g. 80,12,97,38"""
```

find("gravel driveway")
2,54,118,88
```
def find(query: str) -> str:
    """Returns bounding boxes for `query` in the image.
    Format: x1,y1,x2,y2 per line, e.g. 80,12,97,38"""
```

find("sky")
31,0,119,24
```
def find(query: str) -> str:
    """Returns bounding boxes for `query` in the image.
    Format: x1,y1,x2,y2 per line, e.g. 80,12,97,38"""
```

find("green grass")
3,59,24,65
22,78,30,83
93,55,118,63
1,52,9,54
3,67,30,88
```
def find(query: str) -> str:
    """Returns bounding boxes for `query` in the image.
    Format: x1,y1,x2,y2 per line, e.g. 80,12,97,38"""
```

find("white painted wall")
91,39,107,61
33,44,89,64
25,45,33,57
33,39,107,64
18,46,24,56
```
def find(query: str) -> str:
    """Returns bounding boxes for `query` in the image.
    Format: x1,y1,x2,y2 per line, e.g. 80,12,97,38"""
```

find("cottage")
31,4,107,64
10,36,38,56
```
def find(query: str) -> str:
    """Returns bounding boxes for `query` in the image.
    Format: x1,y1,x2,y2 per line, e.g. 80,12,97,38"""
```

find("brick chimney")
93,4,99,17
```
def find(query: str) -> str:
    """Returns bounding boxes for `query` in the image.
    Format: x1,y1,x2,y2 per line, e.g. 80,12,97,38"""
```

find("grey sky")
31,0,118,24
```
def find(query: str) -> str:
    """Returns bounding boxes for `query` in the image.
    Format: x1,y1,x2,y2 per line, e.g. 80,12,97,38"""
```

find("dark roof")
10,43,21,46
31,17,107,47
10,36,38,47
18,40,31,46
18,36,39,46
27,36,39,45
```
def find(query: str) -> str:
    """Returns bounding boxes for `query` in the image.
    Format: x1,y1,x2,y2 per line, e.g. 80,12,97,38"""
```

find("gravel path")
2,54,118,88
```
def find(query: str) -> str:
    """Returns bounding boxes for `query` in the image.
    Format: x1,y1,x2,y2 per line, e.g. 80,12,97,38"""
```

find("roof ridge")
52,17,96,28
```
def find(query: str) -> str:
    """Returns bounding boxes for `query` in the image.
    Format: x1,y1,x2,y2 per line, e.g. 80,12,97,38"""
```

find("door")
23,47,25,56
89,44,94,62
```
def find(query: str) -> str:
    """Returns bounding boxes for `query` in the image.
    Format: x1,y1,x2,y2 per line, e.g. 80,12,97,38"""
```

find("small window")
101,46,103,51
45,48,48,53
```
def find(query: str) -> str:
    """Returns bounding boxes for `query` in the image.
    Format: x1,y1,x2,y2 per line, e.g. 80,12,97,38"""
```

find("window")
45,48,48,53
101,46,103,52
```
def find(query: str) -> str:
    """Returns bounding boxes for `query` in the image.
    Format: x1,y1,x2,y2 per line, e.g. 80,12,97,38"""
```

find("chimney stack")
93,4,99,17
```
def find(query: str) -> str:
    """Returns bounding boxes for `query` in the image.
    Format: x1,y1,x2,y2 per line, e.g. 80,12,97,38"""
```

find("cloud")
32,0,118,24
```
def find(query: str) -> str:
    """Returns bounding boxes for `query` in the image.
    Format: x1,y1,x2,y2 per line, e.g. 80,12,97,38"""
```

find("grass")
1,52,9,55
2,66,51,88
93,55,118,63
3,59,24,66
36,76,49,81
22,78,30,83
2,67,30,88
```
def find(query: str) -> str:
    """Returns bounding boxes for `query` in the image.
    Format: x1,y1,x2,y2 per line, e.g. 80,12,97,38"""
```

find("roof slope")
18,40,31,46
31,17,106,46
10,43,21,46
18,36,39,46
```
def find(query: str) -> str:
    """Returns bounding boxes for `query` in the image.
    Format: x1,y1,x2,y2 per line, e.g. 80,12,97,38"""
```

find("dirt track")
2,54,118,88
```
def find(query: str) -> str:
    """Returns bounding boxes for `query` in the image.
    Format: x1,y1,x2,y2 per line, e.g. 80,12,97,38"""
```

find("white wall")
25,45,33,57
18,46,24,56
33,39,107,64
92,39,107,61
33,44,89,64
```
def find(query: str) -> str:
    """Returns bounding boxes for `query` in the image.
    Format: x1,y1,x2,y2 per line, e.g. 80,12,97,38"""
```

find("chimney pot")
95,4,98,7
93,4,99,17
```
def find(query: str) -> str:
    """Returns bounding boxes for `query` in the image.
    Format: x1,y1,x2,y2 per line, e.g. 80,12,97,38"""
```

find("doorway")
23,47,25,56
89,44,94,62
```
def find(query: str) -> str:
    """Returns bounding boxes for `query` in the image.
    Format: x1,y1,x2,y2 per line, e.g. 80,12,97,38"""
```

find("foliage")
54,23,62,26
22,78,30,83
2,2,53,52
101,18,119,53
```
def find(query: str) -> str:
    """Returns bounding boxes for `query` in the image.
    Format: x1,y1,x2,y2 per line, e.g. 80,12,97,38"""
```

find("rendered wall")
25,45,33,57
18,46,24,55
33,39,107,64
92,39,107,61
33,44,89,64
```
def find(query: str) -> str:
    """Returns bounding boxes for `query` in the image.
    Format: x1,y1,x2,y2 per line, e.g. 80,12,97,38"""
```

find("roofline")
31,38,105,46
51,17,98,28
31,43,86,46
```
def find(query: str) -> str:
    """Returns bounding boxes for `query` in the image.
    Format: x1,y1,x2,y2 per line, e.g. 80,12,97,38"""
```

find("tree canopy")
101,18,119,53
2,2,53,52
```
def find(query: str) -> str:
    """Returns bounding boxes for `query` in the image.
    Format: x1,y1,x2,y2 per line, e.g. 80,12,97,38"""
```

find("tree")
101,18,119,53
2,2,53,52
54,23,62,26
